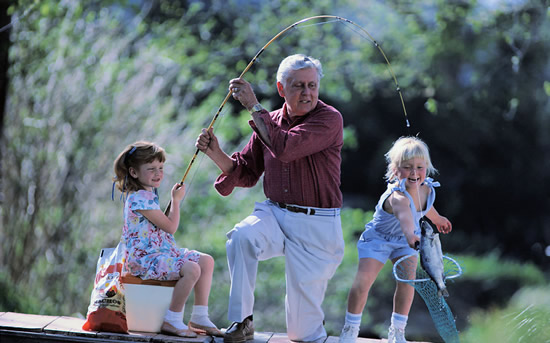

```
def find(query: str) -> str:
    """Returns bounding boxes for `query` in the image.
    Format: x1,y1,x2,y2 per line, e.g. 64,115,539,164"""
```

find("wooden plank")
267,333,292,343
0,312,58,332
329,335,432,343
327,333,433,343
44,316,97,338
0,312,434,343
127,330,159,341
266,333,383,343
98,330,215,343
96,330,153,342
358,337,388,343
0,329,139,342
251,331,274,343
151,332,213,343
358,338,389,343
212,331,273,343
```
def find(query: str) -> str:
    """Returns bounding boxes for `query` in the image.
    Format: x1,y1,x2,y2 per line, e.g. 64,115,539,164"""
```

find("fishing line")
180,106,229,203
285,18,411,130
0,2,37,33
180,149,205,203
393,175,462,343
178,15,412,186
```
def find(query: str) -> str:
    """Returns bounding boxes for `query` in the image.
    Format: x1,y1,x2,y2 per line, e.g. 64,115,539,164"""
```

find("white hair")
276,54,323,86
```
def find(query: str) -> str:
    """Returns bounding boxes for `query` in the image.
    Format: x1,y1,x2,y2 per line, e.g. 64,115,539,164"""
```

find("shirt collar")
280,100,324,126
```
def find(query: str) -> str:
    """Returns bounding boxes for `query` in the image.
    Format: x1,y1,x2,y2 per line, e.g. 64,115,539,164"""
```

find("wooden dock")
0,312,431,343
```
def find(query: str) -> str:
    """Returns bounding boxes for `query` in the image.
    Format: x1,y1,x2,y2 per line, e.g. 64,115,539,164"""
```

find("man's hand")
195,127,235,175
195,128,219,155
229,78,258,111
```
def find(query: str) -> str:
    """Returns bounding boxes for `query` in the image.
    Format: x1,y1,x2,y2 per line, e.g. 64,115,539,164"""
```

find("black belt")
276,202,316,215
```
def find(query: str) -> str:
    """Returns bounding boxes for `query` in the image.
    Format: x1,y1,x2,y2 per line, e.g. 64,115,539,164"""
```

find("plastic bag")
82,243,128,333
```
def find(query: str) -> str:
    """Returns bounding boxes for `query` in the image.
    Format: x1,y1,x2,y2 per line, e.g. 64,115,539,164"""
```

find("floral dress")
121,190,200,281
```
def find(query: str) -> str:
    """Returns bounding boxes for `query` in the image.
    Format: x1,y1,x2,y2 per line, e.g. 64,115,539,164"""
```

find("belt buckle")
287,205,304,214
277,202,315,215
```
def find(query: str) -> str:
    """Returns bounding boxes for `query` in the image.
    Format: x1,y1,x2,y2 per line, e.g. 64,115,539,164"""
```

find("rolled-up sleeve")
214,133,265,196
214,100,343,208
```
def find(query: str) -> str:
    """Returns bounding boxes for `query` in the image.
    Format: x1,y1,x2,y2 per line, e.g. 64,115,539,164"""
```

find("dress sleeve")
128,190,161,211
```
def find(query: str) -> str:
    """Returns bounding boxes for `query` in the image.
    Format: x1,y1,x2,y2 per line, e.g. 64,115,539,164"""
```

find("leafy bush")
2,1,550,340
458,252,546,286
460,286,550,343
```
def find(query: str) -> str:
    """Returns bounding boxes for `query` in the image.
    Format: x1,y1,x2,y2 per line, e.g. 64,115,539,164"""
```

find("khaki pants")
226,200,344,341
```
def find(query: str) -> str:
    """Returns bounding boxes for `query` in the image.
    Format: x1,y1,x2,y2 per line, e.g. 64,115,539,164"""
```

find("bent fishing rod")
178,15,410,185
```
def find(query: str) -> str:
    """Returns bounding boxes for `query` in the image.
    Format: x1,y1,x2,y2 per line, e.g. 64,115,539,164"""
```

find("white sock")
391,312,408,331
345,311,362,327
164,308,188,330
190,305,217,328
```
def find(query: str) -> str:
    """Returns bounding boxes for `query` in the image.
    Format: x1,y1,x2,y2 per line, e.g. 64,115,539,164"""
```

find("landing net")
393,253,463,343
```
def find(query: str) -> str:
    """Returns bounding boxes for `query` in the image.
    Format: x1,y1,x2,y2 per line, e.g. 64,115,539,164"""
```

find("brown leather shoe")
223,316,254,343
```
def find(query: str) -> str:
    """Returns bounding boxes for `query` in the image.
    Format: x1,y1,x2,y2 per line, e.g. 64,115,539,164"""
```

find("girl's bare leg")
193,253,214,306
391,255,417,315
347,258,385,314
169,261,201,311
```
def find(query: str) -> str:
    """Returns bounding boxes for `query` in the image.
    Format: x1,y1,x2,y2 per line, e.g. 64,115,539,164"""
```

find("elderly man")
195,54,345,343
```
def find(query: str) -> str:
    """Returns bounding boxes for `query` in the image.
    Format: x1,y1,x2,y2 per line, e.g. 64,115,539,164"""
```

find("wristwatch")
249,103,264,113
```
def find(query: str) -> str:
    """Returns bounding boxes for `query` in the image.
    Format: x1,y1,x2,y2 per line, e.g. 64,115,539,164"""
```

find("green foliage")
1,0,550,340
460,286,550,343
458,252,546,286
544,81,550,97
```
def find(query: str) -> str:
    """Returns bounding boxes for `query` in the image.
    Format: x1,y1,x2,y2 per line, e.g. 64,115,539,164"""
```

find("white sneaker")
339,324,360,343
388,325,407,343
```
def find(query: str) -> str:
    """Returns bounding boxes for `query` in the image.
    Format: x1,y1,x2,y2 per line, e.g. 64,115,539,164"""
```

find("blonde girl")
339,136,452,343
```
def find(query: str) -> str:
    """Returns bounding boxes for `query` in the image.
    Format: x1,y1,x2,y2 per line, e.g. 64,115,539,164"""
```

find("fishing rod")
178,15,410,185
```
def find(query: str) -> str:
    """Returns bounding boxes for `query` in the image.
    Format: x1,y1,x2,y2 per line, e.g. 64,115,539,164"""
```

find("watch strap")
250,103,264,113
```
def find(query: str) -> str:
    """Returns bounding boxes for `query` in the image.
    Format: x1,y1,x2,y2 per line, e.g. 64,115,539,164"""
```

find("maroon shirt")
214,100,343,208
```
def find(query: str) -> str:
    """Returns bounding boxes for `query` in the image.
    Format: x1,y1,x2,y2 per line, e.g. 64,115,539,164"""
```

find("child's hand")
404,232,420,250
171,183,186,203
433,215,452,234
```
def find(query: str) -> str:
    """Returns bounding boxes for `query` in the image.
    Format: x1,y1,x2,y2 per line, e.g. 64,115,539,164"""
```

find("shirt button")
284,189,288,193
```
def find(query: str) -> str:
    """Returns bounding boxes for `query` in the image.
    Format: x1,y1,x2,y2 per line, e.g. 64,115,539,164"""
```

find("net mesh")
393,253,462,343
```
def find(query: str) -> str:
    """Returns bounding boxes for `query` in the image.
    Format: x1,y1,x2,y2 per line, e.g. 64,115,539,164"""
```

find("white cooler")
121,275,177,333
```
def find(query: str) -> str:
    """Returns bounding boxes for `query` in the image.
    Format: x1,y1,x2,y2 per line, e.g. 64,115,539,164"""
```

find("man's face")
277,67,319,121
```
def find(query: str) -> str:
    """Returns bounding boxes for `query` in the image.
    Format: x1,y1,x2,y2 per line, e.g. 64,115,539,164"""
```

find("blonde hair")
113,141,166,193
384,136,437,182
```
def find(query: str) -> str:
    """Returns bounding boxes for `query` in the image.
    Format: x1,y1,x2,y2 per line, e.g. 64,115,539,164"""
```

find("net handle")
393,253,463,284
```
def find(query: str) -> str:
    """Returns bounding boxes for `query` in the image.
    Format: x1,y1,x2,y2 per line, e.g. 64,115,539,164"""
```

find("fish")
419,219,449,297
